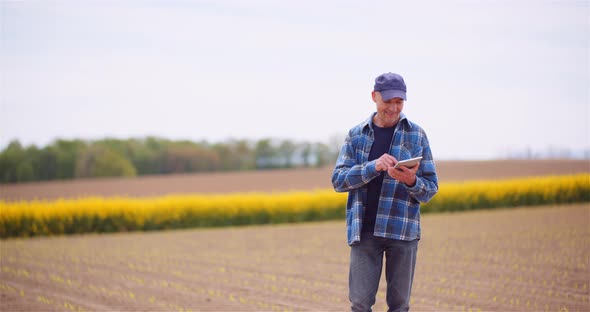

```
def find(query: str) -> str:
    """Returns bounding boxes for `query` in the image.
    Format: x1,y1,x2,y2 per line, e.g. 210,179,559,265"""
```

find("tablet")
393,156,423,169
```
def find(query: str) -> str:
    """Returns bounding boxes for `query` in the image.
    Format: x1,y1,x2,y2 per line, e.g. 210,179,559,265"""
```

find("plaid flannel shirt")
332,112,438,245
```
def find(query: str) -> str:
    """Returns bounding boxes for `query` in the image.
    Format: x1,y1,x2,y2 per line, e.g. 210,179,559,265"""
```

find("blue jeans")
349,235,418,312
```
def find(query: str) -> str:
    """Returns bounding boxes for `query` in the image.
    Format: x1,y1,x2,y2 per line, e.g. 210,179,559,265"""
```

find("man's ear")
371,91,377,103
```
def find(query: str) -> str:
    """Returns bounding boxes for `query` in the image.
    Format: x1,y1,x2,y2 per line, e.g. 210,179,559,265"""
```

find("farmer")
331,72,438,312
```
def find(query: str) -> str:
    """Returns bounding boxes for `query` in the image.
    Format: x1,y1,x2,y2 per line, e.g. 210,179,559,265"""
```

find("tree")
300,142,312,167
255,139,276,169
16,162,34,182
0,136,340,183
0,140,25,183
116,137,161,175
22,145,41,182
53,139,87,180
75,146,136,178
278,140,297,168
233,139,255,170
161,142,220,174
212,139,256,171
37,146,59,181
313,142,332,167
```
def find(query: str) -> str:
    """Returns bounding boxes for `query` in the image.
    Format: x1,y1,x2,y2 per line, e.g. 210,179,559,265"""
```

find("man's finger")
387,167,401,177
382,154,395,161
381,155,394,166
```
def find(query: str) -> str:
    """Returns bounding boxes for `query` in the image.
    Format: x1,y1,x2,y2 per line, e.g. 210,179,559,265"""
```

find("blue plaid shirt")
332,112,438,245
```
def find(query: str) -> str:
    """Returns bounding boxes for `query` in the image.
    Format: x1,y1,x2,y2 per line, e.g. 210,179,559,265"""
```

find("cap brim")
380,90,406,101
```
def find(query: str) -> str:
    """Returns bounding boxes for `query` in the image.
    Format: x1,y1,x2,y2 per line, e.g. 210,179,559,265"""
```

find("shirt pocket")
400,142,423,160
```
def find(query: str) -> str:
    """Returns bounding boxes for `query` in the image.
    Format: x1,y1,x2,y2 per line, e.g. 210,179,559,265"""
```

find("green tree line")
0,137,339,184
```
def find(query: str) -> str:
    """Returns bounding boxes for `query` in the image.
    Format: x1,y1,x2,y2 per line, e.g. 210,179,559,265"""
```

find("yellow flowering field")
422,173,590,212
1,174,588,238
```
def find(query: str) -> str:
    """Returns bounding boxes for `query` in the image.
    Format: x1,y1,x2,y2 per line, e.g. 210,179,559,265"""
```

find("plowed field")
1,204,588,311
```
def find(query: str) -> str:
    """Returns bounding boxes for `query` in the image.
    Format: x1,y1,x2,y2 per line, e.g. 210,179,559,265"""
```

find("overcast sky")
1,1,589,159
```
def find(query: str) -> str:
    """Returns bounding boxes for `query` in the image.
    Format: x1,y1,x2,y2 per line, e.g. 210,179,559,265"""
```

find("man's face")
372,91,404,127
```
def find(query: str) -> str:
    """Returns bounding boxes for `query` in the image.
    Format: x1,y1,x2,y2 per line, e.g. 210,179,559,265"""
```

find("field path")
1,203,589,311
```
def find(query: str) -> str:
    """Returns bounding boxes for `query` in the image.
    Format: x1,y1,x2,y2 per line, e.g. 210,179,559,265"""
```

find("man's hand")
375,153,396,172
387,162,420,186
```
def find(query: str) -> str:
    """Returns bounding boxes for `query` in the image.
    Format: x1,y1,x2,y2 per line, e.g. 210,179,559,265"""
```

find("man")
332,72,438,312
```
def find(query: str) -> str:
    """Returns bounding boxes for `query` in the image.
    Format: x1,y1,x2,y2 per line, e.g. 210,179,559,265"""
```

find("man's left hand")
387,163,419,187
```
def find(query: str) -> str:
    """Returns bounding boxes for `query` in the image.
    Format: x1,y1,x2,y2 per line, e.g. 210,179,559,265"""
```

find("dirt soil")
1,159,588,201
1,204,588,311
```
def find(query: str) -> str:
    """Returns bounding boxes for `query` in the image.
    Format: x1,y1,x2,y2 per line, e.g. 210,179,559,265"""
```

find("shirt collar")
362,112,411,131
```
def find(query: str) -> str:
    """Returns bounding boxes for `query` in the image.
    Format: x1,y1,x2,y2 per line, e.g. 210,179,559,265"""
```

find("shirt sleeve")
332,131,381,192
405,139,438,203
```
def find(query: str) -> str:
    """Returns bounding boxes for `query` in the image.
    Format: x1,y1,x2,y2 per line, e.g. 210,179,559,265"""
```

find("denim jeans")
349,235,418,312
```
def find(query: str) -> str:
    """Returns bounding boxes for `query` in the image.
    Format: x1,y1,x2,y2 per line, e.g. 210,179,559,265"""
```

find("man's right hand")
375,153,397,172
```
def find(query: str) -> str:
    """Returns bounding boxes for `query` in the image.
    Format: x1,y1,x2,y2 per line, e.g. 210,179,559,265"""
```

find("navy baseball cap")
373,72,407,101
